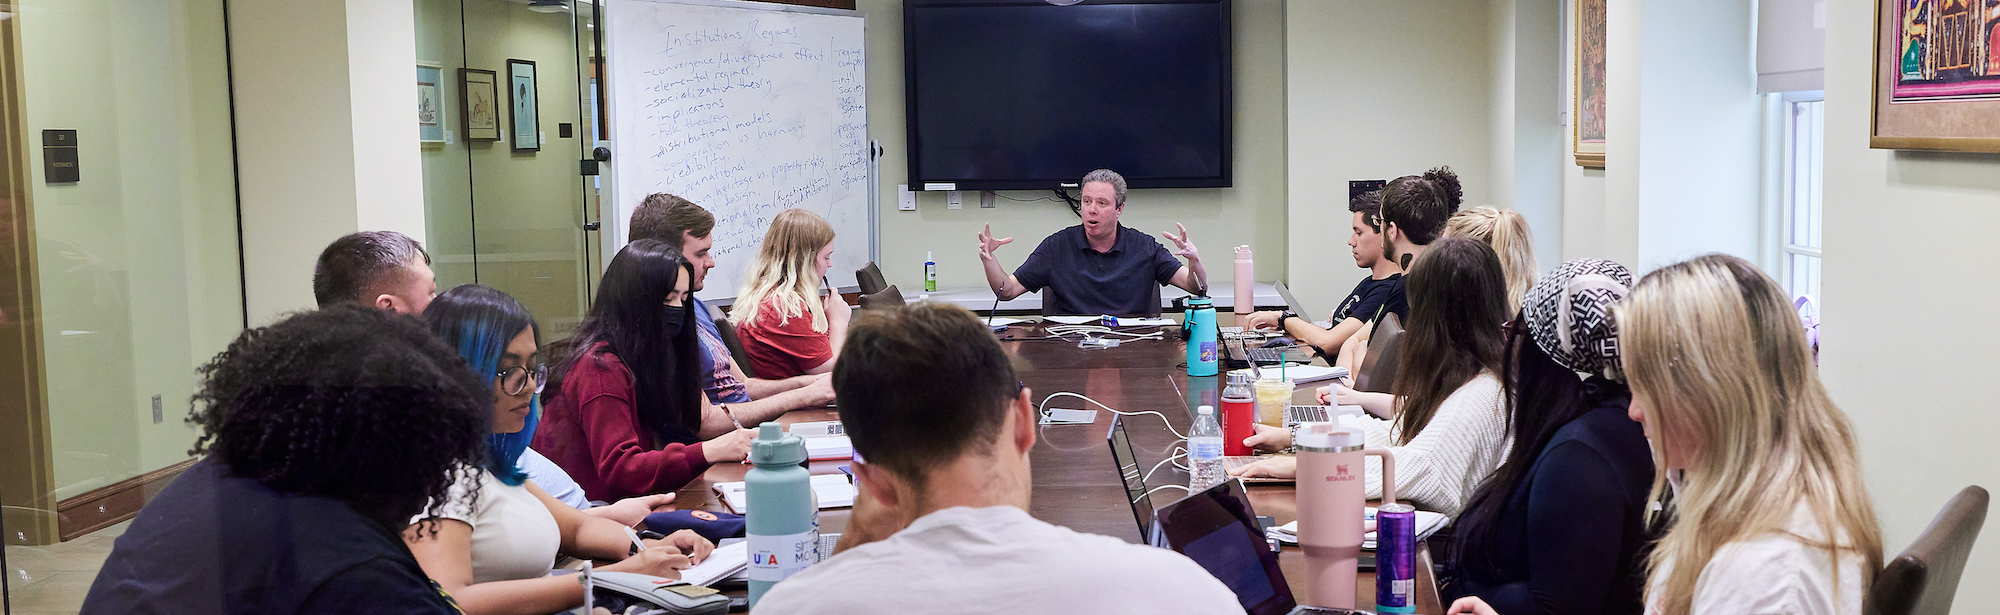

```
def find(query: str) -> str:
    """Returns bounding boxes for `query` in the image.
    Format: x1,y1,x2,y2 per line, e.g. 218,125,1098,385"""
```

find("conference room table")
677,321,1442,614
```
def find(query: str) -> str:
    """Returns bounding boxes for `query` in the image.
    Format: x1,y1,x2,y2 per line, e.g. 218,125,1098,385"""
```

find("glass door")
417,0,598,339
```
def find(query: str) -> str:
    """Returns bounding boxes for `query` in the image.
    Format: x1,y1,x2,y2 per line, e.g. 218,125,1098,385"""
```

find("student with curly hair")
83,305,489,614
410,284,713,615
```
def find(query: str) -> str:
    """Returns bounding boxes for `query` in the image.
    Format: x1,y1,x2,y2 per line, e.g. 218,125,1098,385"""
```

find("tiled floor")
4,521,127,615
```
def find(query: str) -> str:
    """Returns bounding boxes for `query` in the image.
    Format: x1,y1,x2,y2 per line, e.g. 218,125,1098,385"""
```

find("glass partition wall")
418,0,603,340
2,0,245,608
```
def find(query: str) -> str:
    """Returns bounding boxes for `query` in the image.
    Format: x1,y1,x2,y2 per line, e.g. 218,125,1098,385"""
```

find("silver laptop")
1273,280,1312,318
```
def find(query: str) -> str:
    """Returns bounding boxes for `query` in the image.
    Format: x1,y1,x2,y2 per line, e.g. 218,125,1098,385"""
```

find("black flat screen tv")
903,0,1232,191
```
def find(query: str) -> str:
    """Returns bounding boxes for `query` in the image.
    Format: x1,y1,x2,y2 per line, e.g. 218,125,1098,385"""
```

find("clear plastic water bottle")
1189,405,1226,492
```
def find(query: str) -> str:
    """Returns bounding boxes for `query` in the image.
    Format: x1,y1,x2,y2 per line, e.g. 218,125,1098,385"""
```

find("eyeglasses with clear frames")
496,363,547,396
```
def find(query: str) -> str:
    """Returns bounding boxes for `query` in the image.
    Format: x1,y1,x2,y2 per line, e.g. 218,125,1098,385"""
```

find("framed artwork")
1573,0,1607,168
417,62,446,145
461,68,501,142
508,59,540,152
1872,0,2000,151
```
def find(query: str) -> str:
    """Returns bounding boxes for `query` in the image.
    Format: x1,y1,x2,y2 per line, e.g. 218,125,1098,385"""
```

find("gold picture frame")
1870,0,2000,152
1573,0,1607,168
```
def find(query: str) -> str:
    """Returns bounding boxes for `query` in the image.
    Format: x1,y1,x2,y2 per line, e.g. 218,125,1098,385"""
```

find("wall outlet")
980,190,996,208
947,190,963,210
898,184,916,211
151,394,163,424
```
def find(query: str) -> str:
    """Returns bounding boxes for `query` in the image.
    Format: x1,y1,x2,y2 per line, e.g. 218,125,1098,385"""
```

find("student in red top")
535,240,756,502
729,208,853,379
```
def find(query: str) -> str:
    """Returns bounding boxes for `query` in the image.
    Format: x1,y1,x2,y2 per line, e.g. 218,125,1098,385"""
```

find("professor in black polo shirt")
977,169,1208,317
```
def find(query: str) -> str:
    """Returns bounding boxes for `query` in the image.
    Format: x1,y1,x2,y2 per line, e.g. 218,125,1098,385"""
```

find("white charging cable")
1133,484,1192,504
1044,324,1167,341
1143,447,1191,484
1037,391,1188,440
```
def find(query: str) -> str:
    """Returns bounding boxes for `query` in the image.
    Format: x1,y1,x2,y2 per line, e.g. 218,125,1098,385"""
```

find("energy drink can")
1374,503,1417,614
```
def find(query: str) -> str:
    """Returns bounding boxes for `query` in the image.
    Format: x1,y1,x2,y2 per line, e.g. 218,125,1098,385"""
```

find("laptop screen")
1106,416,1154,542
1155,479,1296,615
1274,280,1311,317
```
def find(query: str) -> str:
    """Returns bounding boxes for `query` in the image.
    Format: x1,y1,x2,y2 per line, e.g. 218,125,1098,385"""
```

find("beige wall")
1284,0,1495,314
858,0,1289,296
1821,0,2000,603
231,0,425,324
18,0,241,497
1489,0,1564,275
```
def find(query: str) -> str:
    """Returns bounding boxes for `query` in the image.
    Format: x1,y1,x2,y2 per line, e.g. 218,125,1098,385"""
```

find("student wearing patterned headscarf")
1443,259,1655,615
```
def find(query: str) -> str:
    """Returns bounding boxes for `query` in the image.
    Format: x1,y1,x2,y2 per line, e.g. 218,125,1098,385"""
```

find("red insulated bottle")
1219,371,1256,456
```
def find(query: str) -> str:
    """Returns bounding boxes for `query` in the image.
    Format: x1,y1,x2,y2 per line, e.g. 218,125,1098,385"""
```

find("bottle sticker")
1199,341,1217,362
1189,437,1223,460
748,529,819,582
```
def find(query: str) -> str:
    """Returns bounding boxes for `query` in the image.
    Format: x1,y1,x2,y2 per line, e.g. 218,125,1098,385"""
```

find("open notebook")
714,473,856,514
787,421,854,461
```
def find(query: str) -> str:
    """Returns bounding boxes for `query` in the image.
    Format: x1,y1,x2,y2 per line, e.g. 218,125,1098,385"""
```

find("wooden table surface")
680,323,1441,614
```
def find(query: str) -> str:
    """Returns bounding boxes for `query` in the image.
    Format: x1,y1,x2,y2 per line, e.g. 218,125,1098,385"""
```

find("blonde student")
1444,206,1537,317
732,208,852,378
1448,254,1882,615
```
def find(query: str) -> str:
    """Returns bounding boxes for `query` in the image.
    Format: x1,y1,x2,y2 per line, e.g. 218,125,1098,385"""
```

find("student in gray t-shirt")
754,303,1241,614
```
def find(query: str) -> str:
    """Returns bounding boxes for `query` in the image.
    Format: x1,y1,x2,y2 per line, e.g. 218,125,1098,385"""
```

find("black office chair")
855,262,888,296
859,284,906,310
1865,485,1989,615
1355,313,1405,393
707,302,757,380
1035,284,1163,317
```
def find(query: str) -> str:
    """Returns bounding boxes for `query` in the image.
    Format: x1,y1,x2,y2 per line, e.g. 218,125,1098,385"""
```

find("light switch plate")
947,190,963,209
897,184,915,211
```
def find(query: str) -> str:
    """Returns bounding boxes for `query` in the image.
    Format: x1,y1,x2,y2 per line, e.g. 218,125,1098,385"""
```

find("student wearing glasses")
408,284,716,615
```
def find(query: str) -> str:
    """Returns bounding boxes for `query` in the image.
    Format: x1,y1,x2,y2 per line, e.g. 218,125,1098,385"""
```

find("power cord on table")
1134,484,1192,504
1037,391,1188,440
1143,447,1191,484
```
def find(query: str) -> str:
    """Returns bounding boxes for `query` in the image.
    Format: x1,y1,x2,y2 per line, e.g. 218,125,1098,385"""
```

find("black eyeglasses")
496,363,547,396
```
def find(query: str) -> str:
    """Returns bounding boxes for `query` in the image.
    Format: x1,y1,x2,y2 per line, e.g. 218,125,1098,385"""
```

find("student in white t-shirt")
1446,255,1883,615
755,303,1242,615
407,285,717,615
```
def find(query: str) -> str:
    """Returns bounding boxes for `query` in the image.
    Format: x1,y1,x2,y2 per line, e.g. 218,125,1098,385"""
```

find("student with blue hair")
406,284,716,615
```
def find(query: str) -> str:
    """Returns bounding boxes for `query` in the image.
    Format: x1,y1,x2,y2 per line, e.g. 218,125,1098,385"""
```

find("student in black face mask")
535,239,757,502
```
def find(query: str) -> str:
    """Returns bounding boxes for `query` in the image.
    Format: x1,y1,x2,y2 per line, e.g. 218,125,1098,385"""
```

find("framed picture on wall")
461,68,501,142
509,59,540,152
418,62,446,145
1573,0,1607,168
1871,0,2000,152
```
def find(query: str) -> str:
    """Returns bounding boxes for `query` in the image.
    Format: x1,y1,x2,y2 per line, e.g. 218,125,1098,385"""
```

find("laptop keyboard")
1245,346,1291,364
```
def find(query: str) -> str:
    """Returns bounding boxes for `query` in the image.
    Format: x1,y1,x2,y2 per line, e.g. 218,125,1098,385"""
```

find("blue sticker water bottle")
1186,296,1218,376
746,422,816,607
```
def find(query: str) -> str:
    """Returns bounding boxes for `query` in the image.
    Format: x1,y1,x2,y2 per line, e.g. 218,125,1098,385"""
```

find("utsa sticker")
691,510,718,521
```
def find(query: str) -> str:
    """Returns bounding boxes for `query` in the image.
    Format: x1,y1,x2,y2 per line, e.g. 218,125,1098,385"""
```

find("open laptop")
1107,415,1165,547
1155,479,1297,615
1274,280,1313,317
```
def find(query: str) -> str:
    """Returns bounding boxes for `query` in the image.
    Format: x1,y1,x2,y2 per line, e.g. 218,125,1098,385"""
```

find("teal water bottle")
1186,296,1218,376
746,422,817,607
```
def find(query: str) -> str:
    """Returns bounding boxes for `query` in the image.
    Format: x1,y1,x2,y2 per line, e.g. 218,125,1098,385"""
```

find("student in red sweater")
730,208,852,378
536,240,756,502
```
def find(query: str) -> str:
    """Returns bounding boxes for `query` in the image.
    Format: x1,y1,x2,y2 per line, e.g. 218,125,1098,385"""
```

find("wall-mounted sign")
43,129,78,183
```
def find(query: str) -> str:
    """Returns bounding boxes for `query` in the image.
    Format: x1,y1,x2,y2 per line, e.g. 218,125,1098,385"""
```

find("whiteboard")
605,0,870,301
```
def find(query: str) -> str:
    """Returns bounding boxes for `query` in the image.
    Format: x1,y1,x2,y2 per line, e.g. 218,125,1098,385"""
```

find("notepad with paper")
1266,508,1449,549
714,474,856,514
676,541,749,587
787,421,854,461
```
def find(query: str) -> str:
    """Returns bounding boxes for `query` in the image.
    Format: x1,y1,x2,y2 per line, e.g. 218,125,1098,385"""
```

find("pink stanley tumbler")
1234,245,1254,315
1294,422,1396,610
